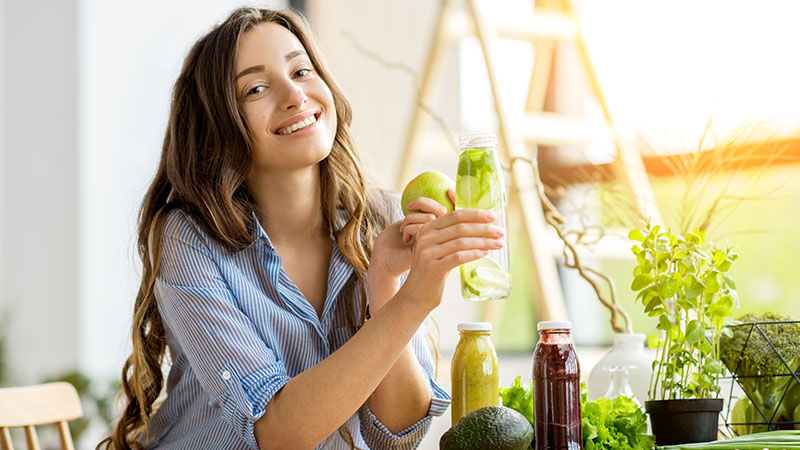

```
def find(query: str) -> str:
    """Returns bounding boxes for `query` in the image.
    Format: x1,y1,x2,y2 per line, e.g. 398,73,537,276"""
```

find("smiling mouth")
276,113,320,135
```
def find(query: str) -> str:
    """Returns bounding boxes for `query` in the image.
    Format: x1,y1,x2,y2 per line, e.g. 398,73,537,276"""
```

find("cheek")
242,103,270,135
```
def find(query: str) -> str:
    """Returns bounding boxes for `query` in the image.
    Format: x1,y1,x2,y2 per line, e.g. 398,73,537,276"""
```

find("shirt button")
221,370,231,381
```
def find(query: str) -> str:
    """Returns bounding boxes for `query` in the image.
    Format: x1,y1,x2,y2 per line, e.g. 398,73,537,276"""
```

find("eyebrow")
235,50,309,81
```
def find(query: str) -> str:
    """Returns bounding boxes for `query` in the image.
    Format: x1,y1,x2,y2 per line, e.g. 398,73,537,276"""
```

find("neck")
247,164,329,245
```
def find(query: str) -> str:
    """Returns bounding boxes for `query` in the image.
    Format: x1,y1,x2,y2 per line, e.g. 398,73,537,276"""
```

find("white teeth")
279,115,317,135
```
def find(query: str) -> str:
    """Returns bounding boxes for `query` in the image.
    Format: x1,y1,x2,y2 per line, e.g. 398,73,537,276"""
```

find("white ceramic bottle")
588,333,653,403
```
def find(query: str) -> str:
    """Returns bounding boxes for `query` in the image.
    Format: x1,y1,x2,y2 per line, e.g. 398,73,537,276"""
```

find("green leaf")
636,251,648,265
712,249,726,266
675,296,697,310
634,260,652,275
655,236,671,253
705,274,721,294
628,228,645,241
690,248,710,260
658,315,674,331
648,333,661,348
686,320,705,344
644,294,662,313
630,274,653,291
703,358,724,375
715,295,733,309
708,304,732,318
684,273,705,299
721,274,736,289
728,289,739,307
657,274,678,298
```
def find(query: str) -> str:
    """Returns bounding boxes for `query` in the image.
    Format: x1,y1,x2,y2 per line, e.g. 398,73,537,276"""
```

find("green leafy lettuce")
500,376,535,449
500,376,535,430
581,383,654,450
500,378,654,450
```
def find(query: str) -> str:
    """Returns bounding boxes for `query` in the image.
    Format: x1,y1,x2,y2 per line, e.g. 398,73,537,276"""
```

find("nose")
279,80,307,111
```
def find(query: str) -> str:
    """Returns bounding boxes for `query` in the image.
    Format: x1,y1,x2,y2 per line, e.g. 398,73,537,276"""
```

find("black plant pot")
645,398,723,446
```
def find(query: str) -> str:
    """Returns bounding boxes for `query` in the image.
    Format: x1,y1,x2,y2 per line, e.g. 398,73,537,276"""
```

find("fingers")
402,223,425,243
399,212,436,233
404,197,448,218
399,211,436,243
428,208,497,231
412,220,504,270
447,188,455,205
426,236,504,261
420,219,504,246
438,249,491,268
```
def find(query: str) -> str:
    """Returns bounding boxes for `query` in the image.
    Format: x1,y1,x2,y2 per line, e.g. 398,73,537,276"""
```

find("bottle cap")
458,133,497,150
537,320,572,331
457,322,492,332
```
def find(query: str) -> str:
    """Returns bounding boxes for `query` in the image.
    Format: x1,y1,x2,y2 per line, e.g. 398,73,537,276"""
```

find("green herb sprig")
629,222,738,400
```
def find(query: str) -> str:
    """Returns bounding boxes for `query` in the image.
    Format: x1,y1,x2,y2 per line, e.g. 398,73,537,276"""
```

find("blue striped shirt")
146,202,450,449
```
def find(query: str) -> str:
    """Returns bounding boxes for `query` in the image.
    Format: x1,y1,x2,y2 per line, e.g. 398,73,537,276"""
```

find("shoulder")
161,208,223,255
163,208,204,241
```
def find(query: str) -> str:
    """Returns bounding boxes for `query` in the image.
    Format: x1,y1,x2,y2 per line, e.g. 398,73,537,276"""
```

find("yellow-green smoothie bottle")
450,322,499,424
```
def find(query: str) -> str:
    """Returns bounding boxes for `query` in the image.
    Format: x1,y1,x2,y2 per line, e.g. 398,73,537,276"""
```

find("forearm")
253,288,429,449
367,343,432,433
365,271,433,434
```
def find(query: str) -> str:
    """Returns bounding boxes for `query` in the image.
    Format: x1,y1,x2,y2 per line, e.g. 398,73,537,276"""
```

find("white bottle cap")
458,322,492,332
458,133,497,149
537,320,572,331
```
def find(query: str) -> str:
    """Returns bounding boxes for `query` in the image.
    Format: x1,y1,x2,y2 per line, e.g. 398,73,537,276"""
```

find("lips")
274,111,321,135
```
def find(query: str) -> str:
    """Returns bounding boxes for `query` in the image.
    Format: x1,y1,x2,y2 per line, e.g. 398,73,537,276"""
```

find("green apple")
401,170,455,216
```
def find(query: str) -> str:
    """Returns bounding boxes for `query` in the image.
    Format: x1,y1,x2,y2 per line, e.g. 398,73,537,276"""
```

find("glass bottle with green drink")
456,133,511,300
451,322,499,424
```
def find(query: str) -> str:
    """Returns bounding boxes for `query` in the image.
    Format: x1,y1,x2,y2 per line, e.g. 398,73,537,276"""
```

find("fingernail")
494,238,504,248
486,212,497,221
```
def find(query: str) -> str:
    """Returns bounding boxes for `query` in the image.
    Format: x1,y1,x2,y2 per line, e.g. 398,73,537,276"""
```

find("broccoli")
720,312,800,432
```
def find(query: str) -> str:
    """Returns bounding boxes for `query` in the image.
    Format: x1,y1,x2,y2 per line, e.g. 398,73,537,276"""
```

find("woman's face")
235,22,337,175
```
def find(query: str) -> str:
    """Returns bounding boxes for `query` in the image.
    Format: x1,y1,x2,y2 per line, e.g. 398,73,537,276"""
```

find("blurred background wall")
0,0,289,384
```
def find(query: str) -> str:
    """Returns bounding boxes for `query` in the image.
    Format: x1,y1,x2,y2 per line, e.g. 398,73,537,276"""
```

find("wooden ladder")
396,0,661,323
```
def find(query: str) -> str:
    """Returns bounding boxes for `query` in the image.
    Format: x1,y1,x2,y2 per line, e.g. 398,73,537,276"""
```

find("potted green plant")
629,222,738,445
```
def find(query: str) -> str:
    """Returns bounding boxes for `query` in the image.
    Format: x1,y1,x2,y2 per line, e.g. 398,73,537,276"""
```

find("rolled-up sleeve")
155,212,289,449
358,317,451,449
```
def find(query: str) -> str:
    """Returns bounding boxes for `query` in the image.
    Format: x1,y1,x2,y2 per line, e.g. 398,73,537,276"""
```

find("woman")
99,7,504,450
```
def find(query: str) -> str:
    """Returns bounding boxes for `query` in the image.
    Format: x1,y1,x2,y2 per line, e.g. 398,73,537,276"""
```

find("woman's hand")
369,191,455,280
400,207,505,312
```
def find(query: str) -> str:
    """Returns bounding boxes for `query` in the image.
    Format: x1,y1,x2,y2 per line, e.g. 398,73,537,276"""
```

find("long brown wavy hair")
98,7,392,449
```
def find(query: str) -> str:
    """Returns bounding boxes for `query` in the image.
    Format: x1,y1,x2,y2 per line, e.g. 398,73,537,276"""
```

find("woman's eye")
294,68,312,78
247,85,266,96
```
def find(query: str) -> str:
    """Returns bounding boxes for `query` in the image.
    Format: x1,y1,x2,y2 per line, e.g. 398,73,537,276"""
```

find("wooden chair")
0,382,82,450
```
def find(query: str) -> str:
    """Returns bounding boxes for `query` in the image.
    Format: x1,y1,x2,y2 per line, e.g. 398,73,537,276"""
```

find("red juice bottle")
532,321,582,450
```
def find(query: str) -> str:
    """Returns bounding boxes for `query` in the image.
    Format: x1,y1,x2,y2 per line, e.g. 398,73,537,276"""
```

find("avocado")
439,405,534,450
